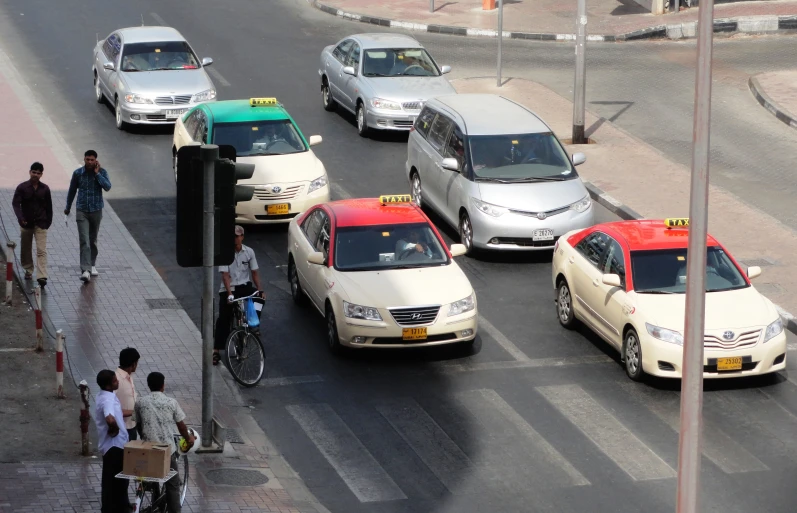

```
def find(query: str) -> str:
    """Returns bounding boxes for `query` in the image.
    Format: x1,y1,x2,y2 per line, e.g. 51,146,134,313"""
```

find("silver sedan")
319,33,456,137
92,26,217,131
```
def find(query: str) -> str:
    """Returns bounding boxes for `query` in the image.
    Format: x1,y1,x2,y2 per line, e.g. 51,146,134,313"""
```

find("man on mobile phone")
64,150,112,283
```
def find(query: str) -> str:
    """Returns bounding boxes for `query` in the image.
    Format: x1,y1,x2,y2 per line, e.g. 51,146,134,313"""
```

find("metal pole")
676,0,714,511
200,144,218,448
430,0,434,13
572,0,587,144
496,0,504,87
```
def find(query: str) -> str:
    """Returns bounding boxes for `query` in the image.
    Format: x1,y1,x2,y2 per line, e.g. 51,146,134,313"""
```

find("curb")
584,181,797,336
749,74,797,131
310,0,797,43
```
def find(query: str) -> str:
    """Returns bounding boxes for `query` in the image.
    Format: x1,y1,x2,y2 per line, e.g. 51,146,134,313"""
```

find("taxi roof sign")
664,218,689,228
379,194,413,205
250,97,278,107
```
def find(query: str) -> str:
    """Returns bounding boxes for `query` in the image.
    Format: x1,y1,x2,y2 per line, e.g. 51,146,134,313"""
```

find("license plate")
533,229,554,241
716,357,743,371
266,203,290,215
165,109,187,119
402,327,427,341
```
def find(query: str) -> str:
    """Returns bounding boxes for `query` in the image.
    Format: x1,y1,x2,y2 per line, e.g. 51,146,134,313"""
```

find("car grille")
489,236,560,248
704,329,761,350
509,206,570,219
388,305,440,326
154,95,192,105
253,184,304,201
402,101,423,111
373,333,457,345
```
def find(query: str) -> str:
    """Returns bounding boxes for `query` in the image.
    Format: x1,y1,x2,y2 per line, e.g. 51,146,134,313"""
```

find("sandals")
213,351,221,366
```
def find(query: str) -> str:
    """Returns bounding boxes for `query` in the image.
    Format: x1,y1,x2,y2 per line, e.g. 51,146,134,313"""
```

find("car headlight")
343,301,382,321
308,174,328,194
569,196,592,213
448,293,476,316
370,98,401,110
764,318,783,343
645,323,683,346
192,89,216,102
124,93,152,104
470,197,508,217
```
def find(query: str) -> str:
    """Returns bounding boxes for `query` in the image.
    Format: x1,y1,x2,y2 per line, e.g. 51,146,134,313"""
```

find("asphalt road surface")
2,0,797,511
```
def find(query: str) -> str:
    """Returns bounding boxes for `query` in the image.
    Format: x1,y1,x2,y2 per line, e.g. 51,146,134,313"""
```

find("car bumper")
234,184,330,224
118,100,216,124
470,202,595,251
336,309,478,349
365,108,420,131
641,331,787,379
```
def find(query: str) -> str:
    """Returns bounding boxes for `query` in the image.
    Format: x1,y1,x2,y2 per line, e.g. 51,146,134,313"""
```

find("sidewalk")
310,0,797,41
0,45,325,512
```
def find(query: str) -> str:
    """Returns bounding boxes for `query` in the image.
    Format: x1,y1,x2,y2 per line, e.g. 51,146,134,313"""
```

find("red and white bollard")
34,285,43,352
4,241,15,305
56,329,65,399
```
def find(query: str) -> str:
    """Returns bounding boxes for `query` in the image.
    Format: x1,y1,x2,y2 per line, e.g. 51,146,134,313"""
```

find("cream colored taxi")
552,218,786,381
172,97,330,224
287,194,478,353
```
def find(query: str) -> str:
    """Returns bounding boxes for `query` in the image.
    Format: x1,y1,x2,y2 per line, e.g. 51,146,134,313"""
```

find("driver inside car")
395,229,433,260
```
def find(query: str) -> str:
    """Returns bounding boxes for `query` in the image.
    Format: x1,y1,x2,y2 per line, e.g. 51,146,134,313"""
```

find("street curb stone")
310,0,797,42
748,74,797,131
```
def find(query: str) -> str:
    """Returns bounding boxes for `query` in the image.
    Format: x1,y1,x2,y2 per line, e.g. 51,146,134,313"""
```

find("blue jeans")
76,209,102,272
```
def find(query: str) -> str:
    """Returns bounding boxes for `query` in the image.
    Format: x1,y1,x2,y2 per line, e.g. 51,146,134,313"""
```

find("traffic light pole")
200,144,218,448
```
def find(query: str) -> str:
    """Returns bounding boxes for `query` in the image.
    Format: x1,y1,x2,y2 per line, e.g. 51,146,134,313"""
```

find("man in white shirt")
115,347,140,441
95,369,130,513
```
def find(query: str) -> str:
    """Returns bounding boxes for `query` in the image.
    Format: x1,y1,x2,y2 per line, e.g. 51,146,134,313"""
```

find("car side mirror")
103,61,115,71
449,244,467,258
201,57,214,67
307,252,326,265
747,266,762,280
572,152,586,166
602,273,622,288
308,135,323,146
440,65,452,74
342,66,356,76
441,158,459,172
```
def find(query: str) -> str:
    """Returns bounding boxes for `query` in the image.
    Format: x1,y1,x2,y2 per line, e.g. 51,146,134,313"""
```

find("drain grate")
204,468,269,486
146,298,183,310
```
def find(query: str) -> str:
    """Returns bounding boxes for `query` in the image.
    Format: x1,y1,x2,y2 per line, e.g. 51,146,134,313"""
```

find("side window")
332,40,354,63
444,126,466,170
427,114,453,153
346,44,361,73
415,107,436,138
601,239,626,287
315,216,331,260
575,232,609,268
301,210,324,245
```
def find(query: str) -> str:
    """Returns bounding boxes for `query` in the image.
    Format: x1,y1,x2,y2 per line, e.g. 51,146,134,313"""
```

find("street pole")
676,0,715,511
572,0,587,144
496,0,503,87
200,144,218,449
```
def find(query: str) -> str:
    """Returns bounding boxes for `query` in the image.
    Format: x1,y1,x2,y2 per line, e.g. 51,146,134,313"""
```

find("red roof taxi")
286,194,478,354
551,218,786,381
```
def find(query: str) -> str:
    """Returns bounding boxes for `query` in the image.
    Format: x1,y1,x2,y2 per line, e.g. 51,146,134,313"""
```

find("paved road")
2,0,797,511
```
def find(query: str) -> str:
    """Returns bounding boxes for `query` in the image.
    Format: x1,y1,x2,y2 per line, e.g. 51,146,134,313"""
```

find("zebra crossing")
282,381,797,505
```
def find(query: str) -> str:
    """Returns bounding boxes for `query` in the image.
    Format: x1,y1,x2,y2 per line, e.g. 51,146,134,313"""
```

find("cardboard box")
123,441,171,479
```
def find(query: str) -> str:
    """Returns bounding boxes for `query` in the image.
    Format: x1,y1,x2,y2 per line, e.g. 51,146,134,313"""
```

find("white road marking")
258,375,324,387
619,383,768,474
206,66,231,87
476,314,530,362
538,384,676,481
286,403,407,503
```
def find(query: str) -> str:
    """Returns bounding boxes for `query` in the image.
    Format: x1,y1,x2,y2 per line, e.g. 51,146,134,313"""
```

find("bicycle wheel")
225,329,265,387
177,454,189,506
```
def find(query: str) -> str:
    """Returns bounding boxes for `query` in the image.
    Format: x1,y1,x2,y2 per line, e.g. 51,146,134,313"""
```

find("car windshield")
631,246,749,294
120,41,200,71
212,120,307,156
362,48,440,77
335,223,450,271
469,132,576,181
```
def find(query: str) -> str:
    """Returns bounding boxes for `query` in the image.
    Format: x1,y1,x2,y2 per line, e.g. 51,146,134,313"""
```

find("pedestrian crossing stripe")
379,194,412,205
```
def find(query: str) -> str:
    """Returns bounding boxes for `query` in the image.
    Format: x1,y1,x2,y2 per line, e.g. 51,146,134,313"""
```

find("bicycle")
117,435,189,513
225,291,266,387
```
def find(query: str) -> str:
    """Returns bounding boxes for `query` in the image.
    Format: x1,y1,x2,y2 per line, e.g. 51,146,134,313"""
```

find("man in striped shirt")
64,149,112,283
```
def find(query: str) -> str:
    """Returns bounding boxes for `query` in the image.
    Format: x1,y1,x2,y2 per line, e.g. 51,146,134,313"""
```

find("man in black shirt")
12,162,53,289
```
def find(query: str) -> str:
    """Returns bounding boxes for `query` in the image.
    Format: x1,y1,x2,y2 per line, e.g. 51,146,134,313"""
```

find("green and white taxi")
172,97,330,224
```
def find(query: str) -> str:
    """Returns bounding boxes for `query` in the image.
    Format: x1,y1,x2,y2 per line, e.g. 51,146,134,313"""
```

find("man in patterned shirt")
64,149,112,283
135,372,195,513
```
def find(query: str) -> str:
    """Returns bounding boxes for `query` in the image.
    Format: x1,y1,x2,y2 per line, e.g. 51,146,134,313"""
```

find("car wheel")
410,173,423,208
356,102,369,138
114,97,126,130
94,74,104,104
459,212,474,255
556,279,577,329
288,257,306,306
322,80,336,112
623,328,645,382
326,306,343,355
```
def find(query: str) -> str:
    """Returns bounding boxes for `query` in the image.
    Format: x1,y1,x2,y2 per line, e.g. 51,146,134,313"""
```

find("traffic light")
214,145,255,265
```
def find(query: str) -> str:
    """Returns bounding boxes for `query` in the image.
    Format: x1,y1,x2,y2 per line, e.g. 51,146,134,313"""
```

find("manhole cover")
146,298,183,310
205,468,269,486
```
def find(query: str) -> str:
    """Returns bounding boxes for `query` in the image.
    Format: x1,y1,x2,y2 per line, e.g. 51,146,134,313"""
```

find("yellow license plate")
266,203,290,215
402,327,427,341
717,357,743,371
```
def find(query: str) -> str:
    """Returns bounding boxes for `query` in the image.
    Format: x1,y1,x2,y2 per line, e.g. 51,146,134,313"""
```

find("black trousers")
101,446,129,513
214,282,256,350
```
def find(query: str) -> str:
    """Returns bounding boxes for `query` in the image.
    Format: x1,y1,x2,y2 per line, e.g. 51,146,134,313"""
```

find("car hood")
364,76,456,103
476,178,588,212
632,286,778,331
120,69,214,95
334,264,473,308
238,151,325,185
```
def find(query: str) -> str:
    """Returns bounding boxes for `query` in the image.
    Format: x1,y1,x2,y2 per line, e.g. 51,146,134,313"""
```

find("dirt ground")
0,252,87,462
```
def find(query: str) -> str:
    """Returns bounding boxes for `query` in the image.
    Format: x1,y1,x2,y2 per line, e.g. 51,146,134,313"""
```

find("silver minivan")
406,94,594,254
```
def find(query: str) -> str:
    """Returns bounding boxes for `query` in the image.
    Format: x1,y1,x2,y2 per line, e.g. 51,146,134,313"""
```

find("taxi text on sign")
379,194,413,205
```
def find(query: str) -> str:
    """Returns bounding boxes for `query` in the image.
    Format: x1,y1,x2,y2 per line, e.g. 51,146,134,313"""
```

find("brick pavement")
0,43,325,513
